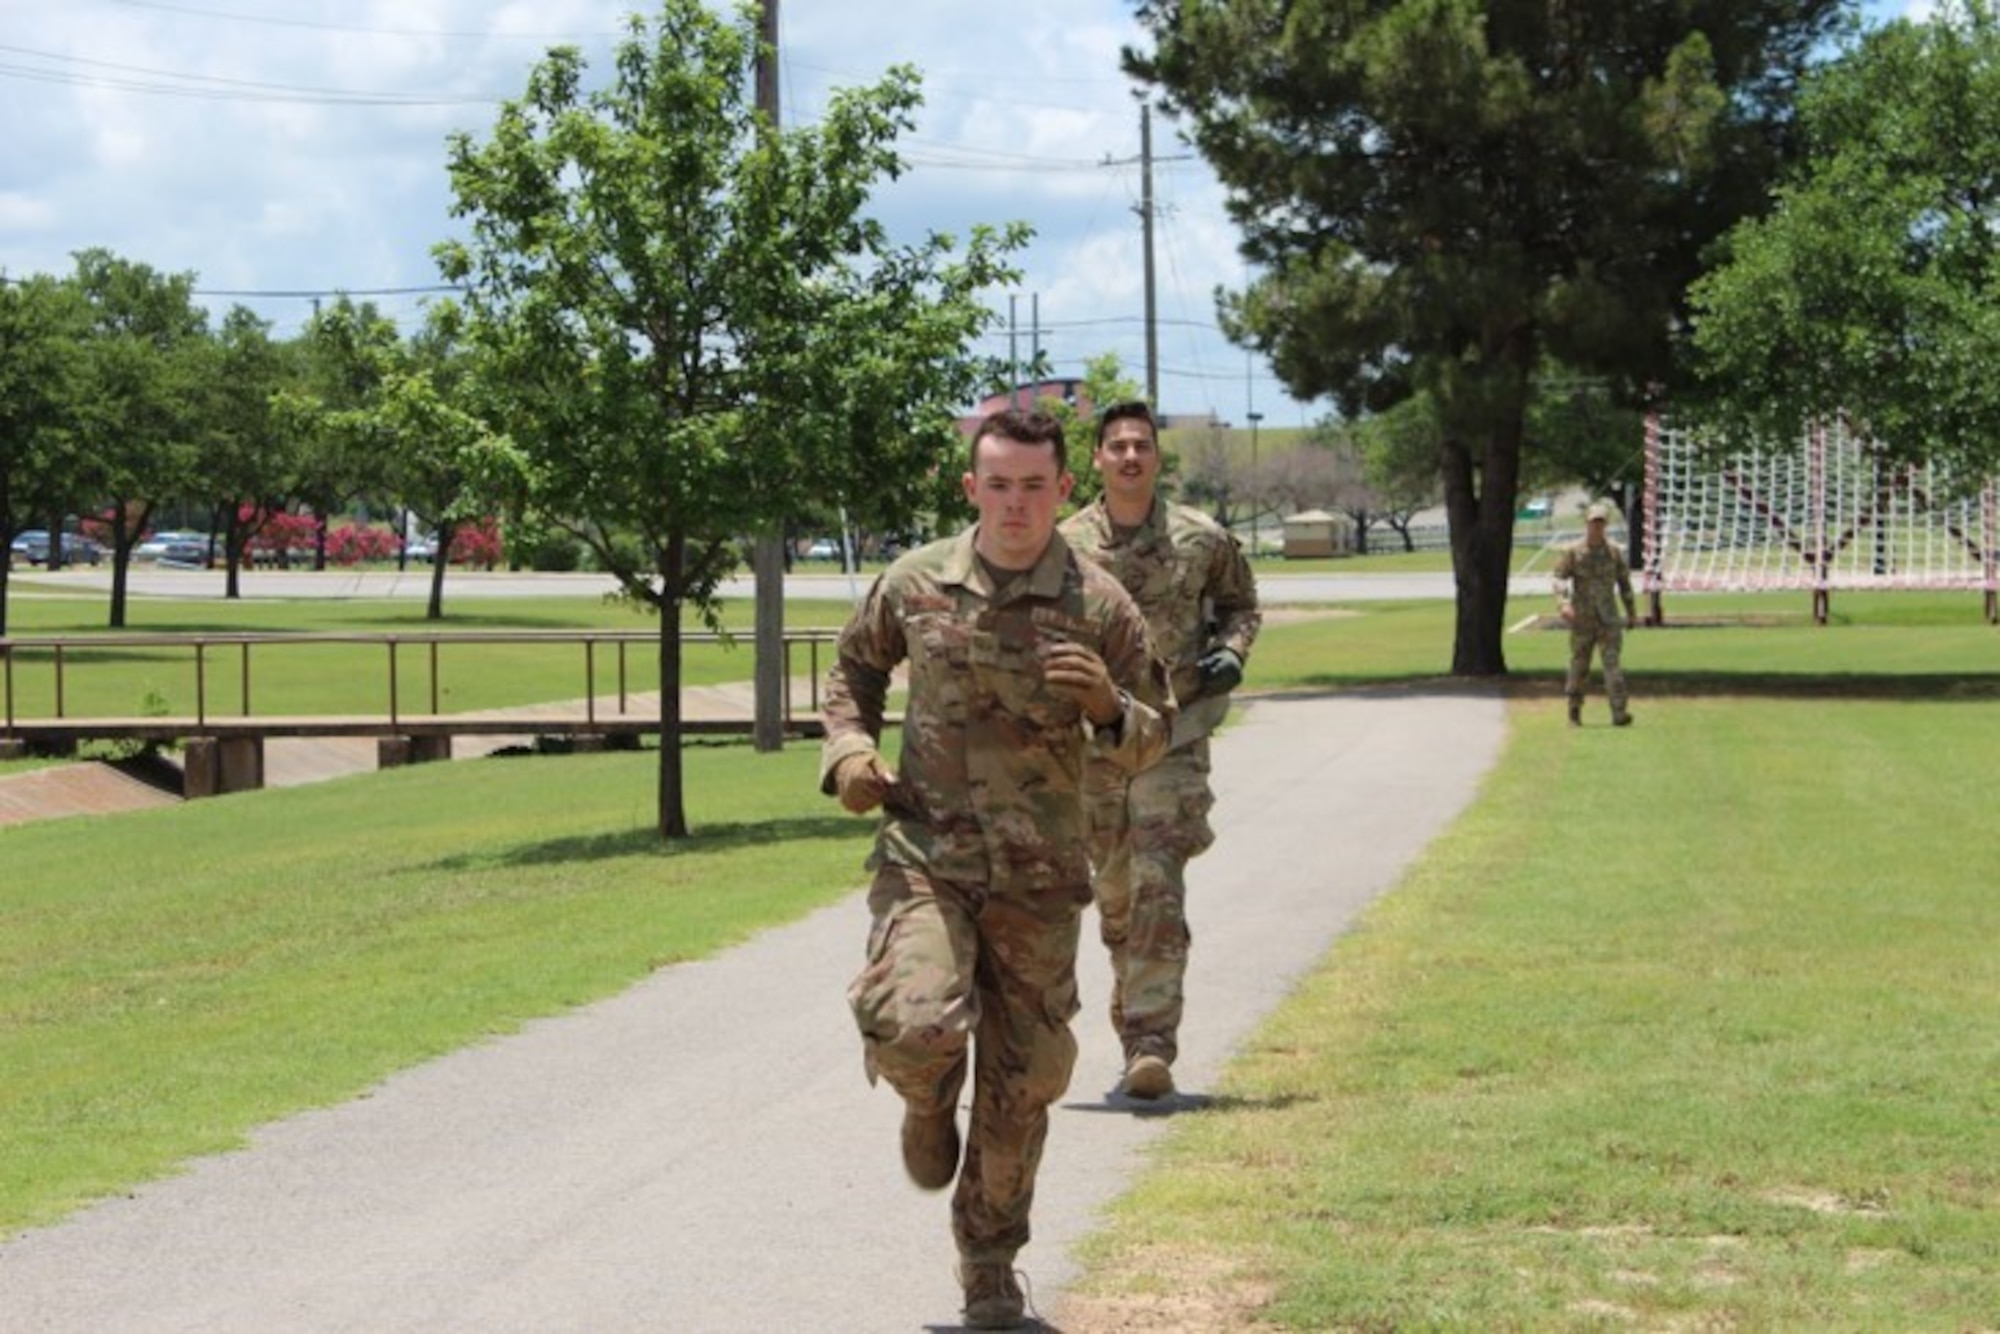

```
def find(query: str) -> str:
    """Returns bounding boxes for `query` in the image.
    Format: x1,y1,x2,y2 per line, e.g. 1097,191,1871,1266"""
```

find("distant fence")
0,628,843,795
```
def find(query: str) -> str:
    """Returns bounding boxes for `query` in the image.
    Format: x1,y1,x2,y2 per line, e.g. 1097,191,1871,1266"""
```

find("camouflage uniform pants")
1566,622,1628,718
1089,741,1216,1066
846,863,1083,1265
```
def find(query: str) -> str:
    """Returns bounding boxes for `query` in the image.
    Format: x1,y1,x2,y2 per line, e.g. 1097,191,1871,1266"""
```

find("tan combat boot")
958,1261,1025,1329
900,1103,959,1191
1122,1052,1174,1100
1567,697,1582,727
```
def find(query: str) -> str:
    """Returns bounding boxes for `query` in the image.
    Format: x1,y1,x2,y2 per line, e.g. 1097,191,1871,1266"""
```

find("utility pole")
1102,99,1185,410
1246,410,1264,558
751,0,785,752
1139,101,1158,409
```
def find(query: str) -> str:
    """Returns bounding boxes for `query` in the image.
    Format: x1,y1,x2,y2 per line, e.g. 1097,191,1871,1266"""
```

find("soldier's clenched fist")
1040,641,1122,726
832,751,897,814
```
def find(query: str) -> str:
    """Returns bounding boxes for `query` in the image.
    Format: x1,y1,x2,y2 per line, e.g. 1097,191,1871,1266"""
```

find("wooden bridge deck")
0,712,824,745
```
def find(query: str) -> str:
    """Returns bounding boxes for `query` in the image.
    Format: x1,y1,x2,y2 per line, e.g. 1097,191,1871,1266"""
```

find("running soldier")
1060,399,1261,1100
822,407,1172,1330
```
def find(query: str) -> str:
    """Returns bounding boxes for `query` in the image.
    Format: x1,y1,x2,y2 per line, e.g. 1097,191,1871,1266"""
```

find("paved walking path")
0,688,1507,1333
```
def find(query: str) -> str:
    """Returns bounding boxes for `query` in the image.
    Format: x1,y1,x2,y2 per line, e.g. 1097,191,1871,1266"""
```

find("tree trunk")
426,519,456,622
1441,327,1535,676
656,535,689,839
1,490,13,636
224,508,246,600
106,507,143,630
1448,438,1520,672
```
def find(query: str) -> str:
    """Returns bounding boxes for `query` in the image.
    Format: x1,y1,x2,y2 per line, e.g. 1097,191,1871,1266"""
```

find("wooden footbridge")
0,629,841,799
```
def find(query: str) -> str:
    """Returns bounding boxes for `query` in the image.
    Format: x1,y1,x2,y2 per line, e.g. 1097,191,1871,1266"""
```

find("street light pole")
1246,410,1264,557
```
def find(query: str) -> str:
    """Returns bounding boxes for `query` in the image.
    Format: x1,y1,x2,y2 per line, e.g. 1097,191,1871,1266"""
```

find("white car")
135,531,209,563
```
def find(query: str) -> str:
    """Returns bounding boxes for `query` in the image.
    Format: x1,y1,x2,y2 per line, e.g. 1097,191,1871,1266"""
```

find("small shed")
1282,509,1353,558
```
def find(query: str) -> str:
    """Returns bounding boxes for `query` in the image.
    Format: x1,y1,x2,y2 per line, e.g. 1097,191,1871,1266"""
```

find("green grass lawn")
1062,695,2000,1330
2,585,1996,1328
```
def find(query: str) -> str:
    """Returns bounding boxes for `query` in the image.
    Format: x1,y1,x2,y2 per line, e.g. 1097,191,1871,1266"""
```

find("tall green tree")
195,306,298,597
436,0,1022,839
1691,2,2000,477
68,249,209,627
0,272,89,634
275,298,403,570
1035,351,1143,502
370,304,514,621
1129,0,1843,673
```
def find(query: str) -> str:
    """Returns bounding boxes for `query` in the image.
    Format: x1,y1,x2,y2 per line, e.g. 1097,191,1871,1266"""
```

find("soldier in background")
1060,399,1261,1101
822,407,1171,1330
1553,501,1638,727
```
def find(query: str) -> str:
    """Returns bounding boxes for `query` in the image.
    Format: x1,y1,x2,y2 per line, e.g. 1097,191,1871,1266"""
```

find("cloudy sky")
0,0,1924,429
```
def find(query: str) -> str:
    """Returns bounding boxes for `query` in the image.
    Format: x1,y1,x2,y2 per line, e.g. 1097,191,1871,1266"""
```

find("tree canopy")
1691,1,2000,479
0,272,88,634
1128,0,1844,673
436,0,1023,837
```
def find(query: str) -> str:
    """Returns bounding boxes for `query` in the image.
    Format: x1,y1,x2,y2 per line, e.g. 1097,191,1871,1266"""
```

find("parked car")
158,538,212,567
135,530,209,563
9,530,104,567
403,535,439,563
804,537,842,561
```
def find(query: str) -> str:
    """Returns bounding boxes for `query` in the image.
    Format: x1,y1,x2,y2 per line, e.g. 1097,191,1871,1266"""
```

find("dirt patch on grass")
1053,1247,1277,1333
1262,606,1360,625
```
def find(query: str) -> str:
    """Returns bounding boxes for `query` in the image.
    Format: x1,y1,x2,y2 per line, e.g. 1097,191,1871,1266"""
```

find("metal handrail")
0,628,841,733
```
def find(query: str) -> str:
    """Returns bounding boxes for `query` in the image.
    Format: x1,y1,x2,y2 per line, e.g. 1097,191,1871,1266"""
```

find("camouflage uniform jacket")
1061,497,1261,711
821,528,1174,897
1553,540,1635,627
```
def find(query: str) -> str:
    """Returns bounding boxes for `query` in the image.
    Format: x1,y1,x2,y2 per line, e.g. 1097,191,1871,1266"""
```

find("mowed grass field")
2,582,1997,1327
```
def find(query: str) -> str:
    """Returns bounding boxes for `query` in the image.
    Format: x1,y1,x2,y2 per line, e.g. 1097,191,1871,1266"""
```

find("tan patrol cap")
1585,502,1612,523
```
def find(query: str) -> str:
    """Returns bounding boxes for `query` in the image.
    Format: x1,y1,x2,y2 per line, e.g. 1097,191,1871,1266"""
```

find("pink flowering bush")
448,519,504,570
325,523,401,566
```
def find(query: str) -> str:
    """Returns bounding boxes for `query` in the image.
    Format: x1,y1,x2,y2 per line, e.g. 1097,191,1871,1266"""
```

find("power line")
193,284,460,300
0,45,499,106
98,0,625,42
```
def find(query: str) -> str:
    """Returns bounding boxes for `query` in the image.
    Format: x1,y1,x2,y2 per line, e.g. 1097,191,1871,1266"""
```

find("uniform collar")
940,527,1074,601
1089,494,1165,544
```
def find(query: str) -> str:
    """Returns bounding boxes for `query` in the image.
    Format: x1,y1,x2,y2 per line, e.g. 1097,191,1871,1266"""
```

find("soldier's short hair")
1095,399,1157,447
970,408,1067,474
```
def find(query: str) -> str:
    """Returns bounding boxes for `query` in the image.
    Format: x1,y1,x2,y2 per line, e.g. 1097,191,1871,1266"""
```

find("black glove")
1196,647,1243,694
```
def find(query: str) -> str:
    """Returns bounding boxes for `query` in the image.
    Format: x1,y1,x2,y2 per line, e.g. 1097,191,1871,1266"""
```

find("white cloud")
0,0,1306,420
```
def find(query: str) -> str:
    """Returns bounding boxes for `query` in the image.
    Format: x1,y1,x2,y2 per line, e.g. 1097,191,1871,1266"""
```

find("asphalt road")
21,565,1548,605
0,688,1506,1333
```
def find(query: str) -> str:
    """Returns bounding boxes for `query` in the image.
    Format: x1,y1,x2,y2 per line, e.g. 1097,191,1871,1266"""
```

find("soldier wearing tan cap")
1553,501,1637,726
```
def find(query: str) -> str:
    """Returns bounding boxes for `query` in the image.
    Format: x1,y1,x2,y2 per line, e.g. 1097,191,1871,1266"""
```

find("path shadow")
1063,1089,1312,1119
1505,670,2000,702
426,814,861,870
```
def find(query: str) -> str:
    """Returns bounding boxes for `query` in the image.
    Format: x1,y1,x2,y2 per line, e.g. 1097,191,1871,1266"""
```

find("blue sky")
0,1,1929,428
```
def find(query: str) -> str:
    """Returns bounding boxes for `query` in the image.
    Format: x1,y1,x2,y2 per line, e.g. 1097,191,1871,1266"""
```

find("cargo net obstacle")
1643,415,2000,624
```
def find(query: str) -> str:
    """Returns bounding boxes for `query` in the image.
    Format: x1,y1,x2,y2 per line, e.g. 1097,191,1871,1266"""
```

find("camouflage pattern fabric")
822,527,1171,1262
1061,497,1260,711
1062,497,1258,1065
1088,742,1214,1064
1567,623,1630,717
821,528,1172,896
845,863,1081,1264
1553,539,1636,714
